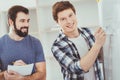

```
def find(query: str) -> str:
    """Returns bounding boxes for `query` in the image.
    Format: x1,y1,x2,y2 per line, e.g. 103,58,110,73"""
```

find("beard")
14,22,28,37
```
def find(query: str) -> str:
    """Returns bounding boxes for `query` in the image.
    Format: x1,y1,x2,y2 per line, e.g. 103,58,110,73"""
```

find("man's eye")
69,14,73,17
20,20,25,22
27,19,30,23
61,18,65,21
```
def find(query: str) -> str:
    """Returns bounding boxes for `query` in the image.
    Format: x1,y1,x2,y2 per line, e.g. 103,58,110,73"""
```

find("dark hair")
8,5,29,22
52,1,76,22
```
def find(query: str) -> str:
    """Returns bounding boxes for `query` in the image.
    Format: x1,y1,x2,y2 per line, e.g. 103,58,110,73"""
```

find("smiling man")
0,5,46,80
51,1,106,80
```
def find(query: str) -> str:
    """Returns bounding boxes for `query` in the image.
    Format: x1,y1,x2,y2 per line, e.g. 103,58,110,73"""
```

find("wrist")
93,43,102,50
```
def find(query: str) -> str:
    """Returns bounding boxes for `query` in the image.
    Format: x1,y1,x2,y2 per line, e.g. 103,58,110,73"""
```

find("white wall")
0,12,8,37
0,0,36,11
98,0,120,80
73,1,99,27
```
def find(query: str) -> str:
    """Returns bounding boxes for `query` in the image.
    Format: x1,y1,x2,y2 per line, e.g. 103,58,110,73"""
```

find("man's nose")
24,22,29,27
66,18,72,23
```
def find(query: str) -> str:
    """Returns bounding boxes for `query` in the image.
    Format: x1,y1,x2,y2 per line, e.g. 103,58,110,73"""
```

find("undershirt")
69,34,95,80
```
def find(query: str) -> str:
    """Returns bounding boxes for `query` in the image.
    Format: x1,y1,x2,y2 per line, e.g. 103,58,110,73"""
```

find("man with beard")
0,5,46,80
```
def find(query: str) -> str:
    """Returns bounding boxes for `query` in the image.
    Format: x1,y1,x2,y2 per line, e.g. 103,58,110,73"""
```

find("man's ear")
8,18,13,26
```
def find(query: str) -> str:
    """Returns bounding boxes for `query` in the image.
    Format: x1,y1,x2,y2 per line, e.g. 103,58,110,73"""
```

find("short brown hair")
8,5,29,23
52,1,76,22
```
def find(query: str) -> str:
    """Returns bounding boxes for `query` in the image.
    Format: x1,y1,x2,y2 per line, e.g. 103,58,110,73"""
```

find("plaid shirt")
51,28,103,80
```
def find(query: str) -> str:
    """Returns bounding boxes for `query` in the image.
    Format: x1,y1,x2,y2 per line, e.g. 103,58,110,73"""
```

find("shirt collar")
58,28,85,41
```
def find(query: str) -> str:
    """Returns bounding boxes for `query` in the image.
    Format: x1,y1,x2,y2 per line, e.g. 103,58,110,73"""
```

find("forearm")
22,71,46,80
80,43,101,72
0,71,5,80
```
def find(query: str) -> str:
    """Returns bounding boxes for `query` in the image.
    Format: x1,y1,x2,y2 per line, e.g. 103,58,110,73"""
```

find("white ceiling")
0,0,36,11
